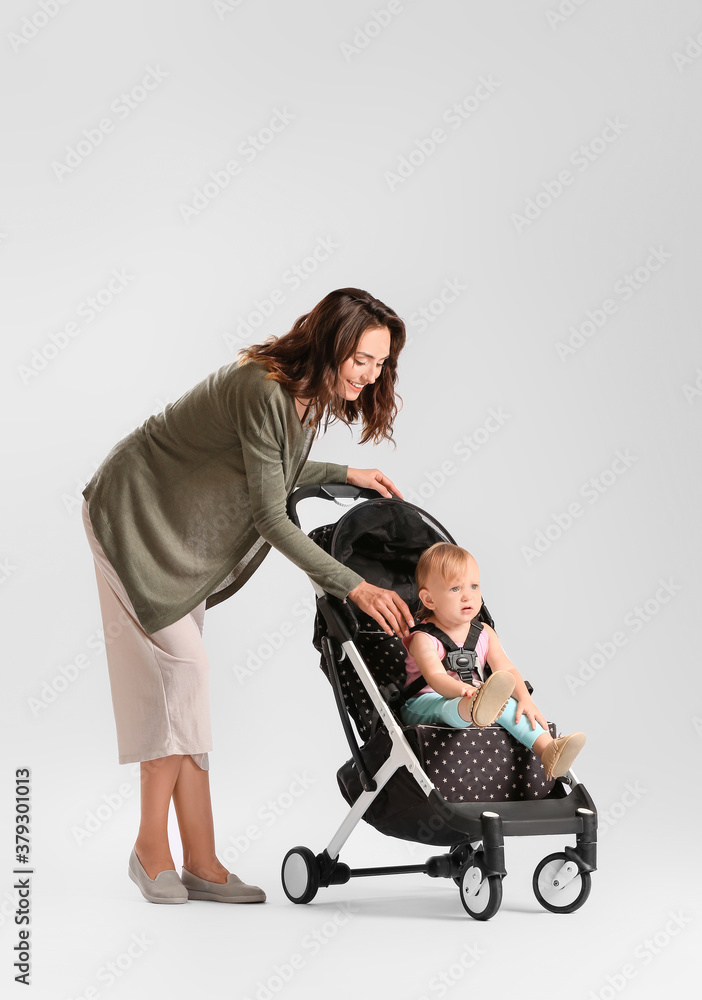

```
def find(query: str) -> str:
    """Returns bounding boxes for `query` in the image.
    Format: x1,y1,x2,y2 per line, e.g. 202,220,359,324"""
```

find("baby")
400,542,585,780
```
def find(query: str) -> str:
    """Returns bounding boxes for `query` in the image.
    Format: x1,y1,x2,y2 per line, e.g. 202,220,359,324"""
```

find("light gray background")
2,1,700,997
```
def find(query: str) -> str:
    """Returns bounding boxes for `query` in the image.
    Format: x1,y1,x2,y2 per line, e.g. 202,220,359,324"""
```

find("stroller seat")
310,521,559,807
281,485,597,920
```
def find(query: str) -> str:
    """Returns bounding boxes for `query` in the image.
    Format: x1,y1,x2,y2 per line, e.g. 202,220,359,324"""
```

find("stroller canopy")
310,497,461,741
330,498,455,612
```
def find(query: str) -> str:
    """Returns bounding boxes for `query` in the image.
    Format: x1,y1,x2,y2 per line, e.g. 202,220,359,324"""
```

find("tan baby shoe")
470,672,516,728
540,732,586,780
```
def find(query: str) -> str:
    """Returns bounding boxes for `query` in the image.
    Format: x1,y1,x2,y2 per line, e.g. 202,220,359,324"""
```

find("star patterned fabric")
310,522,557,804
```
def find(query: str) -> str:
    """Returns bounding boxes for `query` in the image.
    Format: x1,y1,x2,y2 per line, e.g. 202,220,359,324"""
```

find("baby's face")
420,559,482,629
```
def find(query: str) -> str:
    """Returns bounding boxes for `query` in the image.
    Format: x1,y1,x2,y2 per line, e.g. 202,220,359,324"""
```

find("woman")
81,287,414,904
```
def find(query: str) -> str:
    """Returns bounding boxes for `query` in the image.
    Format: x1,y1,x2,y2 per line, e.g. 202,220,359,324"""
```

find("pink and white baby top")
402,624,490,697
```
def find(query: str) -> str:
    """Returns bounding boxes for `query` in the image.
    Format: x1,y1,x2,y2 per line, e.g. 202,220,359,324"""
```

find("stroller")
280,484,597,920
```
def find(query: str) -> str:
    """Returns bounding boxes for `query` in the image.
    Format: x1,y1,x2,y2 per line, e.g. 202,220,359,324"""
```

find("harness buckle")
445,648,478,684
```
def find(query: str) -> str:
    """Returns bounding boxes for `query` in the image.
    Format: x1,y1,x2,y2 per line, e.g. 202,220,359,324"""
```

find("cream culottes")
82,498,211,770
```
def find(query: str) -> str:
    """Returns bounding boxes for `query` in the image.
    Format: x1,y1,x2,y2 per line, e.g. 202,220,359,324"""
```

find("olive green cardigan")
83,360,364,634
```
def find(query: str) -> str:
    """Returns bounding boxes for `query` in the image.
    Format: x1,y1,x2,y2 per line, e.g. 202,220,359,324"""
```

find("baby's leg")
496,698,586,779
495,697,548,749
401,693,472,728
457,695,474,723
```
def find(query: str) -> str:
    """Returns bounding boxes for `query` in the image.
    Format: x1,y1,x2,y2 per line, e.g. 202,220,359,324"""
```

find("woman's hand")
513,695,549,732
347,580,414,638
346,467,403,499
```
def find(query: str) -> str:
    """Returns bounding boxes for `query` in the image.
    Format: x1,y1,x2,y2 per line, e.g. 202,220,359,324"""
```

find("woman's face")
336,326,391,401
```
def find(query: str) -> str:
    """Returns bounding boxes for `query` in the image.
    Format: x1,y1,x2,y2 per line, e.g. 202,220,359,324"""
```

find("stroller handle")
287,483,386,528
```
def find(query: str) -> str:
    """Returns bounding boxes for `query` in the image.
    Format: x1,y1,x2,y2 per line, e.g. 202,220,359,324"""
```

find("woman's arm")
294,460,349,488
483,624,549,731
293,464,413,634
294,464,402,496
232,380,413,635
346,467,403,499
234,386,364,599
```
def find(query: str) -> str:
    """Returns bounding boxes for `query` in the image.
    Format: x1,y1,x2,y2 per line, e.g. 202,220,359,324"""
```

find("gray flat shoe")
128,848,188,904
181,867,266,903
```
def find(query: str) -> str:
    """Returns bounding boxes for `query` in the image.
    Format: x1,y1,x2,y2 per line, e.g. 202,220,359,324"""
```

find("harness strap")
399,618,484,704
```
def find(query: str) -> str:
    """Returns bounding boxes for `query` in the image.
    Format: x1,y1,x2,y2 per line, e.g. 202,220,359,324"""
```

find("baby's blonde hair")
415,542,476,621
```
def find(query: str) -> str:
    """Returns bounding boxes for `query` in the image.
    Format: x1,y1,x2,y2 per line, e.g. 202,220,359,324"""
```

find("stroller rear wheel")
281,847,320,904
532,852,591,913
458,853,503,921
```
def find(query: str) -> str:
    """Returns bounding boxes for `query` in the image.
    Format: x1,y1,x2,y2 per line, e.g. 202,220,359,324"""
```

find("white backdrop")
2,1,700,997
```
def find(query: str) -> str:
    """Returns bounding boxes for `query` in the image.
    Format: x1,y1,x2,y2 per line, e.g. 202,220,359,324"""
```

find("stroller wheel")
281,847,320,904
458,854,503,921
532,852,591,913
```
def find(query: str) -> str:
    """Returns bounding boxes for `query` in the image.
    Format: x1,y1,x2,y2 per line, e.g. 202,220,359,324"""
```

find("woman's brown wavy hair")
236,287,406,445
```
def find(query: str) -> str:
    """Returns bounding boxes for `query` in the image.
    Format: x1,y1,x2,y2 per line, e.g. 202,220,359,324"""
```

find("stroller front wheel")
532,852,592,913
458,856,503,921
281,847,320,904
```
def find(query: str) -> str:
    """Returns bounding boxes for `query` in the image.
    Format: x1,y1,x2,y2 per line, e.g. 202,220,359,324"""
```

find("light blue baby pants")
400,693,547,749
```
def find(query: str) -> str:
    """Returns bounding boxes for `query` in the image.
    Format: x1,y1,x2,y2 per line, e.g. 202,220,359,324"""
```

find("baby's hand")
460,685,478,699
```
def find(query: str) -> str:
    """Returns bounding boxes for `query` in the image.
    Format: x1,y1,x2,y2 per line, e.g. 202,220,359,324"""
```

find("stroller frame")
281,485,597,920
